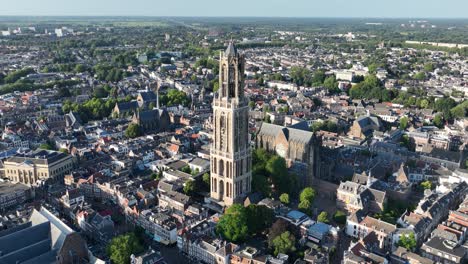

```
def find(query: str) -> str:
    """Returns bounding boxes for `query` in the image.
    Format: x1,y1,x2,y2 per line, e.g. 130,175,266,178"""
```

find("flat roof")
0,182,30,195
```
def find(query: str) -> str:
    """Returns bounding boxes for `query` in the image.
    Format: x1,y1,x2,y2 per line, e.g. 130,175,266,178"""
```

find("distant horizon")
0,15,467,20
0,0,467,19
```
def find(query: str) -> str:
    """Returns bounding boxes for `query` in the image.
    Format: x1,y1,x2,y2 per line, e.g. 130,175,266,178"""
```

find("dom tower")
210,42,251,206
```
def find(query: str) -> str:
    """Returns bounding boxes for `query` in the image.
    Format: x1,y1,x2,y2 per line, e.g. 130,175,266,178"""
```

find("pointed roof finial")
225,39,237,56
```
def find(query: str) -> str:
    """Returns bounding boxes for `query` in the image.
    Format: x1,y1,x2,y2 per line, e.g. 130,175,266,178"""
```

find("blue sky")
0,0,466,18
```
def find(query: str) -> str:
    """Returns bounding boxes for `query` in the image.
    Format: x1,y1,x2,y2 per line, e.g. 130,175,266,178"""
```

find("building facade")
4,150,75,185
210,42,252,206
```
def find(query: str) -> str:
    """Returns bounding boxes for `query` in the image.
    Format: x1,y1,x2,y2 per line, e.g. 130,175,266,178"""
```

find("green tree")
290,66,311,86
266,155,290,194
4,68,35,83
311,69,326,85
39,143,54,150
279,193,290,205
150,172,161,180
125,123,142,138
399,116,409,130
213,80,220,92
268,219,289,248
423,63,434,72
183,180,196,195
434,97,456,118
160,89,189,107
57,87,71,98
400,134,413,151
107,233,143,264
246,204,274,234
323,75,339,94
420,180,432,190
317,211,329,223
202,173,210,188
74,64,88,73
181,166,192,174
216,204,249,242
413,72,426,81
272,231,296,256
300,187,316,205
93,86,109,98
398,232,417,251
298,200,312,215
419,99,429,109
298,187,316,215
433,114,444,128
252,174,271,197
59,148,68,154
333,210,347,225
190,74,198,83
450,101,468,118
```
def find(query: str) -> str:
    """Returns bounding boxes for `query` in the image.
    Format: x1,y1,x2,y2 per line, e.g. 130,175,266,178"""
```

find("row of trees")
310,120,339,133
41,63,90,73
288,67,339,93
93,64,129,82
0,67,35,84
0,79,81,96
62,96,131,123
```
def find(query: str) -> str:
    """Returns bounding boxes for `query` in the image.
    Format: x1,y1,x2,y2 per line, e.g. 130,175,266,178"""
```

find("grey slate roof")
139,91,157,102
116,101,139,111
258,122,315,144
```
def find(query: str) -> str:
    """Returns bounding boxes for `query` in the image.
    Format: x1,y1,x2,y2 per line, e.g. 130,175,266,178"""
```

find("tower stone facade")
210,42,251,206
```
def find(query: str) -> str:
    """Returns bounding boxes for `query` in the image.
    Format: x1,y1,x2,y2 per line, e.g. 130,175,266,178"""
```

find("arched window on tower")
220,115,226,150
213,157,217,173
218,159,224,177
228,64,236,98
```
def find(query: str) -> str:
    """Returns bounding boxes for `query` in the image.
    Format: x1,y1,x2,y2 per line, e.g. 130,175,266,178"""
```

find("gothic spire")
225,40,237,57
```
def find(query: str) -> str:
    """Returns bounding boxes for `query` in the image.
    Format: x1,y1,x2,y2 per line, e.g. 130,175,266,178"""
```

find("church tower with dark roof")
210,41,251,206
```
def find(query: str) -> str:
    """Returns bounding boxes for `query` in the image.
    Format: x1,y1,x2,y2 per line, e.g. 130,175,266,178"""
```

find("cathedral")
210,42,251,206
256,122,321,188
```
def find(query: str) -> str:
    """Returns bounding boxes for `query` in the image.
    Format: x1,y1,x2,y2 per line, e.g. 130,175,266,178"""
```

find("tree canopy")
216,204,249,243
420,180,432,190
160,89,190,107
183,180,196,195
317,211,329,223
246,204,274,235
398,232,417,251
399,116,409,130
252,148,296,196
349,74,389,101
298,187,316,215
125,124,142,138
272,231,296,256
333,210,347,225
279,193,290,205
107,233,143,264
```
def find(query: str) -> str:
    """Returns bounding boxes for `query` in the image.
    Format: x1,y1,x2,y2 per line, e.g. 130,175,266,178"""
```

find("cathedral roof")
258,122,315,144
